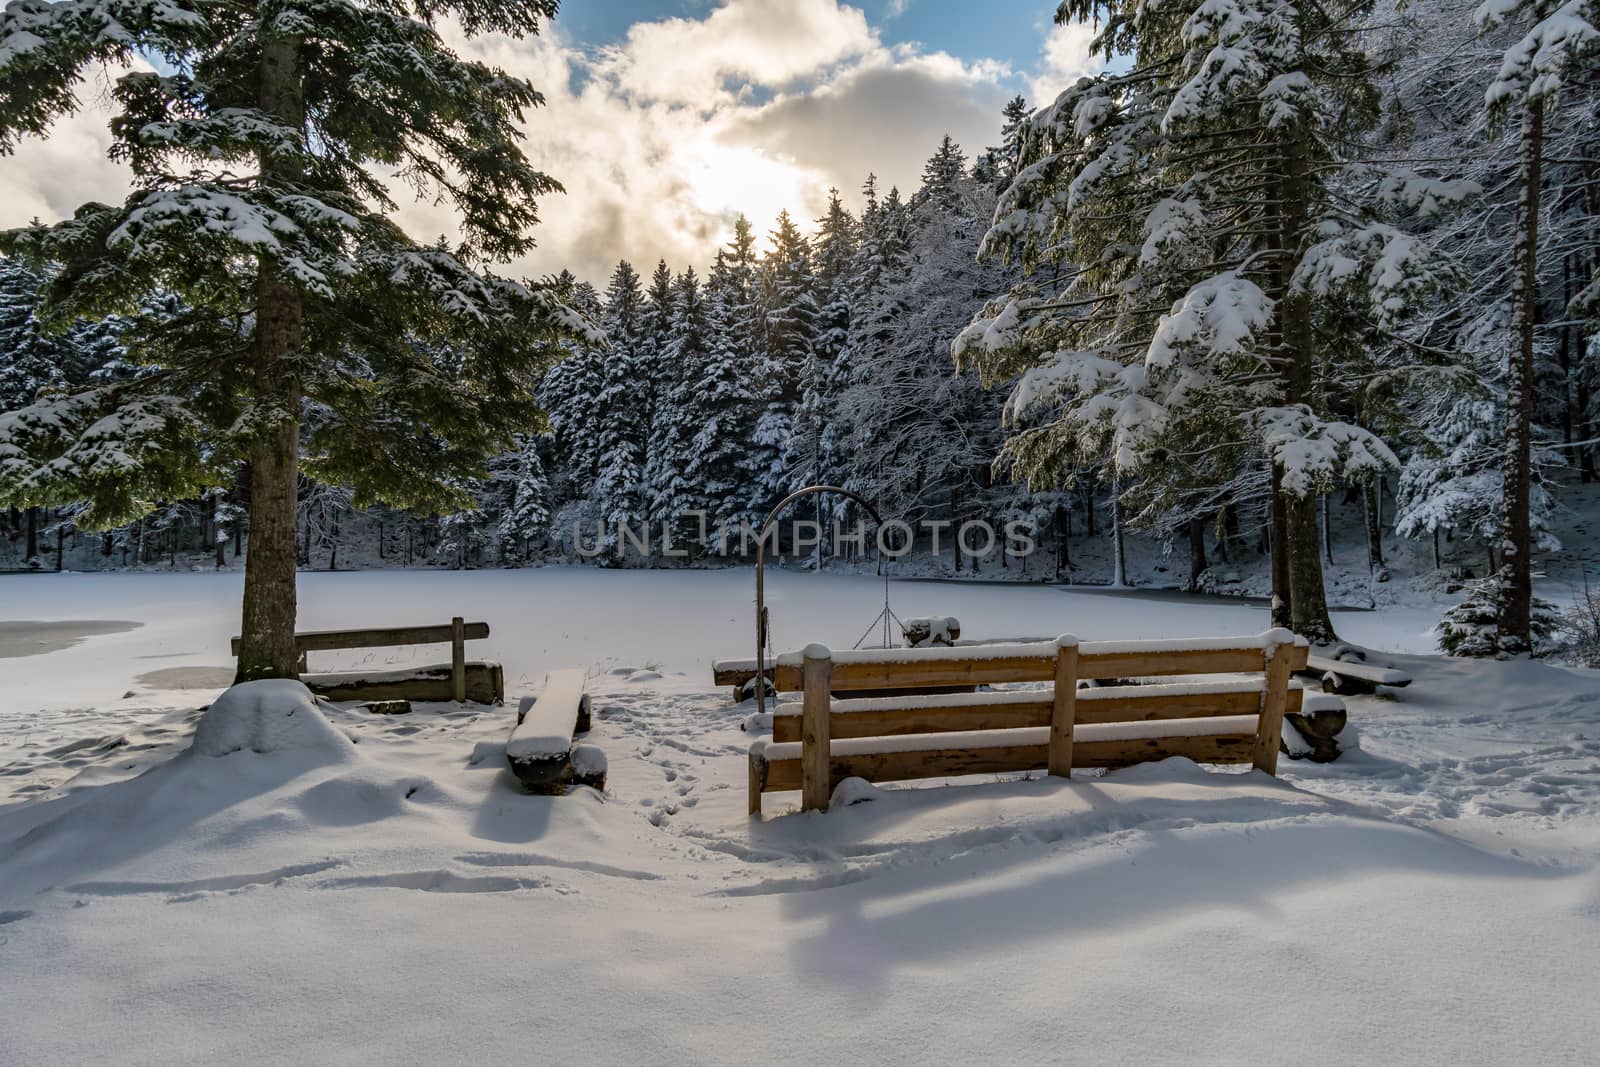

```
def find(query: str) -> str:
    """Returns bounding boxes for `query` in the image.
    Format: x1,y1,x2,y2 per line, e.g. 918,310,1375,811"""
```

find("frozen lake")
0,567,1446,717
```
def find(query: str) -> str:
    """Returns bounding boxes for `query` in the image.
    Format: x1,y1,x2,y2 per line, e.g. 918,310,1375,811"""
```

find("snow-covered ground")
2,569,1597,1063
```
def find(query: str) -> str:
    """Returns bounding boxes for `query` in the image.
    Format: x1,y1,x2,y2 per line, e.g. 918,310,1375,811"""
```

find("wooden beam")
1048,637,1078,778
801,646,833,813
1253,642,1294,775
303,662,503,704
770,641,1309,691
757,731,1258,793
230,621,490,656
450,616,467,703
770,688,1302,743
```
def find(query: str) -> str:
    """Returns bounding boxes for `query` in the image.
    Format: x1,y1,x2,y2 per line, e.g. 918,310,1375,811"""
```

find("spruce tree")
753,211,818,513
644,268,710,539
697,234,766,536
1476,0,1600,650
592,260,647,557
957,0,1453,642
0,0,593,678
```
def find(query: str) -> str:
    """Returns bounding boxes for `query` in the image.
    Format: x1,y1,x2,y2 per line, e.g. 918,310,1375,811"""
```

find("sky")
0,0,1101,285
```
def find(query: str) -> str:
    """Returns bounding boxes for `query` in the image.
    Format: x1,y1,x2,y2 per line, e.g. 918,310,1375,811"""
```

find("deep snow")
1,568,1597,1064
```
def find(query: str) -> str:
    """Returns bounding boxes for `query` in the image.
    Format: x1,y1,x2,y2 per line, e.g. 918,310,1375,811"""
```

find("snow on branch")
1294,223,1451,326
1479,0,1600,107
1251,406,1398,497
1146,272,1273,368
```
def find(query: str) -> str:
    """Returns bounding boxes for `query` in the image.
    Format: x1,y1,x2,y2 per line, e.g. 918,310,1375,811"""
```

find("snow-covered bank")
1,571,1597,1063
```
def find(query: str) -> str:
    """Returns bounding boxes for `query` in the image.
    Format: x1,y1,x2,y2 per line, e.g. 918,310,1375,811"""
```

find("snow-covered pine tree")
695,230,767,540
786,190,856,507
493,434,552,563
751,211,818,517
538,271,605,498
0,256,64,410
643,267,710,545
994,94,1030,191
845,138,1011,552
0,256,130,411
0,0,594,678
957,0,1453,642
592,260,648,559
1474,0,1600,650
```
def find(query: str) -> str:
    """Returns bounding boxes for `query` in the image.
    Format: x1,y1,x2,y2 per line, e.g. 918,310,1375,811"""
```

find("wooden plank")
801,646,833,813
712,657,772,687
774,698,1050,742
770,688,1302,743
303,661,503,704
1254,643,1294,775
451,616,467,703
771,642,1309,691
1305,654,1410,687
1048,639,1078,778
231,621,491,656
758,732,1258,793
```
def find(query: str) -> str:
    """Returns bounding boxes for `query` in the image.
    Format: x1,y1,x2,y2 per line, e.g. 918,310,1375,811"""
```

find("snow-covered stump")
901,616,961,647
1284,692,1348,763
506,669,602,794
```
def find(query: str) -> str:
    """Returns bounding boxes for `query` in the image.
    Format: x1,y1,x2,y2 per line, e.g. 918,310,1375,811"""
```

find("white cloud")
597,0,876,108
0,2,1020,286
1028,17,1101,104
0,66,137,225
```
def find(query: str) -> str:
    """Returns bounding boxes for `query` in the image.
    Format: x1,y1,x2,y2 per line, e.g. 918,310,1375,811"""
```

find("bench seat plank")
1305,655,1412,687
754,722,1261,793
769,680,1296,742
507,669,592,791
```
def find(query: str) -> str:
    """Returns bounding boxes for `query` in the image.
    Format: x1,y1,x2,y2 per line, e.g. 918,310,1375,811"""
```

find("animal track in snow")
64,860,344,899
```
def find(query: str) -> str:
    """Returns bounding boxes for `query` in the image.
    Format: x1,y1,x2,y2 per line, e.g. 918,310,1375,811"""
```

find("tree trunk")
25,505,38,560
1363,480,1384,570
1270,470,1292,629
1321,494,1333,565
1055,503,1068,579
235,33,307,683
1497,102,1542,652
1187,516,1206,592
1274,121,1336,645
1109,477,1126,587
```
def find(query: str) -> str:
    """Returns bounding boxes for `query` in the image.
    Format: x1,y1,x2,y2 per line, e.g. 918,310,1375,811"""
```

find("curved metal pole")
755,485,884,717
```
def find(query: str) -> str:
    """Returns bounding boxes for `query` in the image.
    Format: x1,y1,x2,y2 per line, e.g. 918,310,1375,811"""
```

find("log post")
1254,639,1295,775
748,754,765,816
801,644,833,812
1049,634,1079,777
451,616,466,703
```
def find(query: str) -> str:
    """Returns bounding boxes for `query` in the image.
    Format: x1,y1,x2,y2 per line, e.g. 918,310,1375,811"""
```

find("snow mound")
191,680,354,760
830,776,881,808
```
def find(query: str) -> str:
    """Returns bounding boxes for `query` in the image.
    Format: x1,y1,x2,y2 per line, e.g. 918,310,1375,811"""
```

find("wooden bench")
1303,654,1412,695
747,630,1310,815
507,669,604,792
230,617,500,703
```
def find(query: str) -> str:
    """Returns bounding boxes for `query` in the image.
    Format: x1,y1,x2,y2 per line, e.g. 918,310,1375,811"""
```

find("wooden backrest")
229,619,490,656
761,631,1308,812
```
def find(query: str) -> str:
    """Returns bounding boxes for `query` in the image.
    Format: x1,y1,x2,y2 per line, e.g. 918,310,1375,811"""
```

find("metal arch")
754,485,885,717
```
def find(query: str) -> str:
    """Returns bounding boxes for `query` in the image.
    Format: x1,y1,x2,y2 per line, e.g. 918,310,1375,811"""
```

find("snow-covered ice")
1,567,1597,1063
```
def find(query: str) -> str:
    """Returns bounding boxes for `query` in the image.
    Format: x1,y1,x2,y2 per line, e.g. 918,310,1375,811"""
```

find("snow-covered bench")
229,617,500,703
506,669,604,793
1303,653,1413,695
748,631,1311,815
